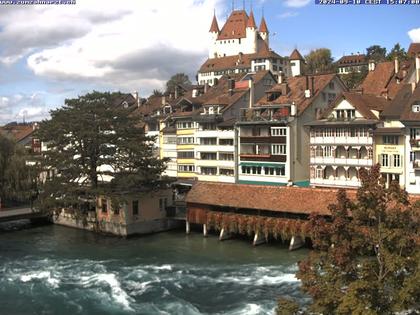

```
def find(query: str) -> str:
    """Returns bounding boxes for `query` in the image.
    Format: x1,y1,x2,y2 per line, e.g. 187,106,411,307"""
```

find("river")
0,222,308,315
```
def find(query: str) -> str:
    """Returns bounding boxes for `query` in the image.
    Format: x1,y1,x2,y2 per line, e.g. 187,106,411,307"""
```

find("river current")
0,222,308,315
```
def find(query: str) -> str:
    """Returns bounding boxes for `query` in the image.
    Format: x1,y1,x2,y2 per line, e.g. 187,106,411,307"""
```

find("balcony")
310,178,361,188
310,157,373,167
310,136,373,145
240,154,286,162
240,136,286,144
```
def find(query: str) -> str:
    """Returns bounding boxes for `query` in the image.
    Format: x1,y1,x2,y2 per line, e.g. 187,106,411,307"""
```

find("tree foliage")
281,164,419,314
340,66,368,90
152,89,163,97
366,45,387,63
0,134,38,207
386,43,409,62
165,73,191,94
304,48,335,74
36,91,169,213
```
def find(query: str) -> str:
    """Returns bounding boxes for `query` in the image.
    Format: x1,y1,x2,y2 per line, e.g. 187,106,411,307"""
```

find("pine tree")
35,91,169,213
279,164,419,314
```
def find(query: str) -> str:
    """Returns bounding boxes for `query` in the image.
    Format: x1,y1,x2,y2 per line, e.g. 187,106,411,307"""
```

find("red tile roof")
359,61,394,96
246,10,256,28
336,54,367,66
186,182,357,216
209,13,219,33
408,43,420,57
399,84,420,122
0,124,36,143
256,73,344,115
217,10,249,40
289,49,304,61
259,16,268,33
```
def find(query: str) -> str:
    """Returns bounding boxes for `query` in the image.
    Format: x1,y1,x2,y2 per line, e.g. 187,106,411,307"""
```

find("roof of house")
0,124,36,143
209,13,219,33
399,84,420,122
321,92,390,120
408,43,420,57
289,49,304,61
199,47,282,73
217,10,249,40
259,16,268,33
256,73,344,115
336,54,367,66
186,182,359,216
381,84,413,119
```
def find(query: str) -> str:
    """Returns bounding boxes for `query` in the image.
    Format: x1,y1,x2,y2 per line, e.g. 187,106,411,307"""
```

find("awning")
240,162,285,168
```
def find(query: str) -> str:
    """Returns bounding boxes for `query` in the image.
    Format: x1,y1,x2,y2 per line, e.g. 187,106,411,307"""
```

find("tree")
35,91,169,213
366,45,387,63
304,48,335,74
387,43,409,62
165,73,191,94
0,134,38,207
152,89,163,97
281,165,419,314
340,66,368,90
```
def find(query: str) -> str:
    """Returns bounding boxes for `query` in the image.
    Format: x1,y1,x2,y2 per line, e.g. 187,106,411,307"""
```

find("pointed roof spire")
259,16,268,33
209,11,219,33
247,10,256,29
290,48,304,61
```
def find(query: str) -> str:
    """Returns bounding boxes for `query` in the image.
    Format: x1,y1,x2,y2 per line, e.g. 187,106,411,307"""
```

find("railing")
310,137,372,145
310,157,373,166
310,178,361,187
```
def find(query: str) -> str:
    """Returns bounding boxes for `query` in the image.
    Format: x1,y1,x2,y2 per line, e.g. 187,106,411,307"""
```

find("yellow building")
174,114,197,179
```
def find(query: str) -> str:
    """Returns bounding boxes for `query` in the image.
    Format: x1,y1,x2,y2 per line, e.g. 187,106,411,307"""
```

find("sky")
0,0,419,124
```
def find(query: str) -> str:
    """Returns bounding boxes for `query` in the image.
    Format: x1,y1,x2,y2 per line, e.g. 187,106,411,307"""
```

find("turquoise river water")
0,222,308,315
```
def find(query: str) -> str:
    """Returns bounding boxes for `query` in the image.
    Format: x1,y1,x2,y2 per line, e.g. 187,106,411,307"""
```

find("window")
271,127,287,136
241,166,261,175
219,138,234,146
263,166,285,176
163,136,177,144
220,168,234,176
271,144,286,155
316,168,324,179
383,135,398,145
219,153,234,160
132,200,139,216
200,152,217,160
200,138,217,145
177,151,194,158
101,199,107,213
328,82,335,89
393,154,401,168
346,109,356,119
178,165,195,172
201,167,217,175
412,104,420,113
176,121,193,129
177,137,194,144
381,154,389,167
336,110,345,119
410,128,420,140
159,198,166,211
201,123,216,130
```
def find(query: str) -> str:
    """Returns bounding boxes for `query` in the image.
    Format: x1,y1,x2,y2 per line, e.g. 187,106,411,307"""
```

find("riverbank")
0,224,309,315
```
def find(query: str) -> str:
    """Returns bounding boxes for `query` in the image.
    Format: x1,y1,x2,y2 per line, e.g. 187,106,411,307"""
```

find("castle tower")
259,16,269,47
290,49,305,77
208,12,220,58
245,10,257,54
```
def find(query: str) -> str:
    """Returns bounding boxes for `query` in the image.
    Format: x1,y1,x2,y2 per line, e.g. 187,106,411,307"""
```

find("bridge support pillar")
253,231,266,246
219,228,231,241
203,224,208,237
186,221,190,234
289,236,305,251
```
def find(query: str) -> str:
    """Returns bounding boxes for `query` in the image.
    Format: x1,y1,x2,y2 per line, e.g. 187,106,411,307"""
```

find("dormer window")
122,101,129,108
412,104,420,113
209,107,214,115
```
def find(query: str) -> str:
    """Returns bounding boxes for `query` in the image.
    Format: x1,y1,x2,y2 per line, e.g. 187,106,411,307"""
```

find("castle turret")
259,16,269,47
209,12,220,58
290,49,305,77
245,10,257,54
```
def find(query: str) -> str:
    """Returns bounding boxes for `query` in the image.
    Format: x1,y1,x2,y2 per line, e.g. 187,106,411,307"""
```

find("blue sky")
0,0,418,124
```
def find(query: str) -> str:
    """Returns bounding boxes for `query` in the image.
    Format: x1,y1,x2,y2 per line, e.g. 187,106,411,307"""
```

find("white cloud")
284,0,311,8
0,92,48,124
408,28,420,43
0,0,225,93
277,11,299,19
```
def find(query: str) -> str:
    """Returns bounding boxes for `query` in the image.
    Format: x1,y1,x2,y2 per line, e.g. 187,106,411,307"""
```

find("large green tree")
165,73,191,94
304,48,335,74
36,91,169,213
366,45,387,63
0,134,38,207
340,65,368,90
387,43,409,62
277,164,419,314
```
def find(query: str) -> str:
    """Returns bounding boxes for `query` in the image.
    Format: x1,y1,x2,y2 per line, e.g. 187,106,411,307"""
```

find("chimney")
416,53,420,84
204,83,209,94
368,59,376,72
278,71,285,84
133,91,140,107
311,76,315,96
290,102,297,116
412,82,416,93
394,57,399,75
228,78,235,96
305,76,311,98
248,78,254,108
161,96,166,105
174,86,179,99
280,83,290,96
